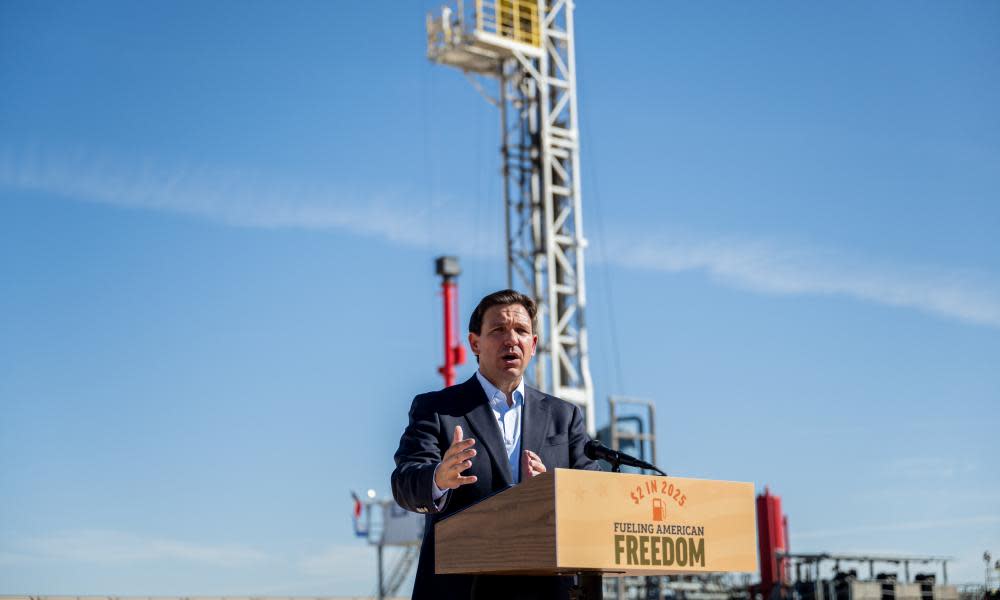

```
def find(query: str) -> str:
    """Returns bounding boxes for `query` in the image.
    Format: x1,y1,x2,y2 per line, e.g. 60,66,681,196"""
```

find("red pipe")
438,278,465,387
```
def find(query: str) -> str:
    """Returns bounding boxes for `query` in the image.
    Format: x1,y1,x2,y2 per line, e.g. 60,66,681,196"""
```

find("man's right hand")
434,425,478,490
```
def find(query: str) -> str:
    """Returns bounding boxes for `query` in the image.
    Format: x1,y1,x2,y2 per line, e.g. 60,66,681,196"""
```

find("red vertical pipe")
772,495,786,584
439,280,457,387
438,279,465,387
451,284,465,370
782,514,790,584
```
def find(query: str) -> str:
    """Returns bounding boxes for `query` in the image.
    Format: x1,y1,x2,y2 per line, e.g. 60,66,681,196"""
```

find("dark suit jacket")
391,374,600,600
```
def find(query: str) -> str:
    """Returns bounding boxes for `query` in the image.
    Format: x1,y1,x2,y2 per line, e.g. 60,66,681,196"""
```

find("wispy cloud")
852,488,1000,505
0,145,501,258
225,544,384,595
877,457,978,480
608,234,1000,328
0,532,386,594
0,529,269,567
794,515,1000,540
298,544,384,577
3,146,998,328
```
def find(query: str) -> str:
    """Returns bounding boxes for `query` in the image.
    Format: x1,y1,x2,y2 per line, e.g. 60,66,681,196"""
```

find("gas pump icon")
652,498,665,521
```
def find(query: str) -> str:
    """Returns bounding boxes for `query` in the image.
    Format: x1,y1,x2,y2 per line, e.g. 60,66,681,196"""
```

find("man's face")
469,303,538,390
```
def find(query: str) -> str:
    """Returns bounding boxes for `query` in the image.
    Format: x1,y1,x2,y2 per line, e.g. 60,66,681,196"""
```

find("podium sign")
436,468,756,576
556,469,756,573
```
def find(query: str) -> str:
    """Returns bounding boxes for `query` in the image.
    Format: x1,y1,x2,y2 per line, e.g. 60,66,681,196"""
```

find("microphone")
584,440,667,476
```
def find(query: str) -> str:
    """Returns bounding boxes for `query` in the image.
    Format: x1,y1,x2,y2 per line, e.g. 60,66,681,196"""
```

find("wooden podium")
436,468,757,577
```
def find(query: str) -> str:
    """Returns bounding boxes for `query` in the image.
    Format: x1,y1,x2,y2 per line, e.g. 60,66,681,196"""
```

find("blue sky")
1,0,998,595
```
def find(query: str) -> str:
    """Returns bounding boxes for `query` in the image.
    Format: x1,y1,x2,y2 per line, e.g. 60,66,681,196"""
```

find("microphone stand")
610,457,667,477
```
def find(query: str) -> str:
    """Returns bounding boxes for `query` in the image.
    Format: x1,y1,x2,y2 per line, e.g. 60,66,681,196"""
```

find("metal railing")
477,0,540,47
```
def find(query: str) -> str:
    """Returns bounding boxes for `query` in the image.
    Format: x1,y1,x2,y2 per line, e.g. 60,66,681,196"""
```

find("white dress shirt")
432,371,525,501
475,370,524,484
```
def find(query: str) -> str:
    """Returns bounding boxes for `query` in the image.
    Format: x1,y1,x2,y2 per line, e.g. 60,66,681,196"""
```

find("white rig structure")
427,0,595,433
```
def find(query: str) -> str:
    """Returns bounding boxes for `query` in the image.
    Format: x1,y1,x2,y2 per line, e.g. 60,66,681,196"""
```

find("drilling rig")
426,0,596,434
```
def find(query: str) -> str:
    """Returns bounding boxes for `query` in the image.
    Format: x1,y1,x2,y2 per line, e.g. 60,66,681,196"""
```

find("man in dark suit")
391,289,600,600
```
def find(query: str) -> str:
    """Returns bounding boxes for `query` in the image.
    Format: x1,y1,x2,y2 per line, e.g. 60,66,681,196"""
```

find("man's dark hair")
468,289,537,334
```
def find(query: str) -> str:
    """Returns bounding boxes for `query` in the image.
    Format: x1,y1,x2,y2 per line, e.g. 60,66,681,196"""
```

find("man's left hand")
521,449,546,479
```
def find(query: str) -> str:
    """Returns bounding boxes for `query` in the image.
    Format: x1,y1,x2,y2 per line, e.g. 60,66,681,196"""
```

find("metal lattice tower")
427,0,595,433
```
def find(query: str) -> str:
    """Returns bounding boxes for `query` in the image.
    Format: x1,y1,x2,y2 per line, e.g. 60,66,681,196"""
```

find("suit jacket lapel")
522,386,551,458
460,375,513,487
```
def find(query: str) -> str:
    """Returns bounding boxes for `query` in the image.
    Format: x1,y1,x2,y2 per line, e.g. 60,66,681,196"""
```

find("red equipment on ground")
756,486,790,599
